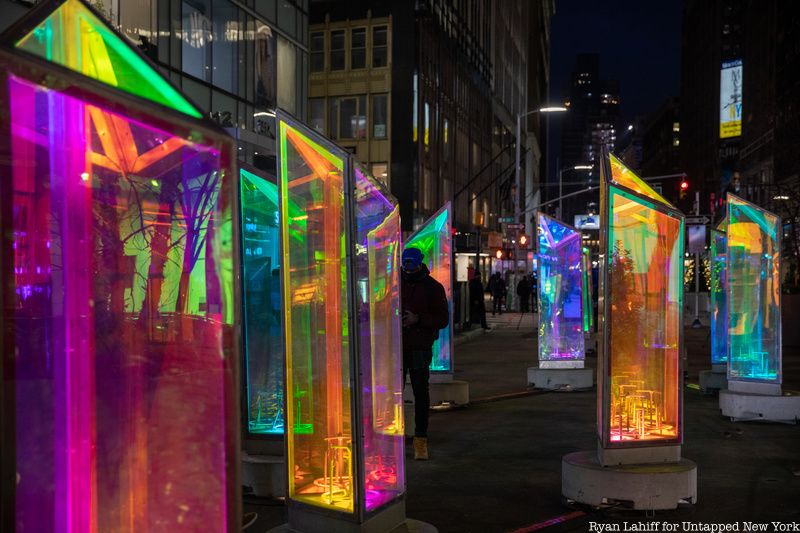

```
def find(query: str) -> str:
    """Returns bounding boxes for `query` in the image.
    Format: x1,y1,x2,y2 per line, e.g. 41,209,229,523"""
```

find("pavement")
244,309,800,532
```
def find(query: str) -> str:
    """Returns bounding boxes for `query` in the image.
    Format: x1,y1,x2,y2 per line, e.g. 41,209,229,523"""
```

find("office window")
310,97,325,134
351,28,366,69
277,35,296,114
310,31,324,72
329,95,366,139
254,20,276,108
181,0,211,82
211,0,238,94
330,30,345,71
372,94,388,138
372,163,389,186
372,26,387,68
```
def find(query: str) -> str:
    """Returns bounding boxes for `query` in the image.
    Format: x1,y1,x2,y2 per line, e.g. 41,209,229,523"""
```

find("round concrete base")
719,389,800,423
241,452,285,498
698,369,728,393
527,367,594,390
430,379,469,405
562,451,697,510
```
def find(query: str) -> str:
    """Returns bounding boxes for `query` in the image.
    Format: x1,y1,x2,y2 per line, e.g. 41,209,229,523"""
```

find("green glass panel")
15,0,202,118
404,203,453,372
726,194,781,383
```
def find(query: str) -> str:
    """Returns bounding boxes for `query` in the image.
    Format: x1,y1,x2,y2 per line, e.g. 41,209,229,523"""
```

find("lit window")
371,162,389,185
672,122,680,132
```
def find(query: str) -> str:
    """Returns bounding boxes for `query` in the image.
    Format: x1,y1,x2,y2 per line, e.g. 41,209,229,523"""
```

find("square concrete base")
241,452,286,498
598,444,681,466
699,369,728,393
719,388,800,423
527,367,594,390
562,450,697,510
267,501,438,533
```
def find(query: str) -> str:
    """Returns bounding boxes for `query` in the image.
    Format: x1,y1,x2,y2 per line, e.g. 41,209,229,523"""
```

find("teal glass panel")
726,194,781,383
240,167,284,435
403,203,453,372
710,225,728,366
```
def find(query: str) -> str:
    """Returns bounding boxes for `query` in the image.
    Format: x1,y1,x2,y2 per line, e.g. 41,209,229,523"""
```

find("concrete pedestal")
402,373,469,436
699,369,728,393
241,451,286,498
267,501,437,533
719,388,800,423
562,451,697,510
527,367,594,390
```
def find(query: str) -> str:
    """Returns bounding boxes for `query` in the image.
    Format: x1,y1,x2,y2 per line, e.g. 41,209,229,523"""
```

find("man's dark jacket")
401,264,449,351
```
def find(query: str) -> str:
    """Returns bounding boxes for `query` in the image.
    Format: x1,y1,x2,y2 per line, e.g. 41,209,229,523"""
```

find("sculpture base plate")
241,452,285,498
562,451,697,511
719,389,800,423
527,367,593,390
267,501,437,533
698,369,728,393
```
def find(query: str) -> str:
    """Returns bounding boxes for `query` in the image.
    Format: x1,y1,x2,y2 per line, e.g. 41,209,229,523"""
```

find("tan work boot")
413,437,429,460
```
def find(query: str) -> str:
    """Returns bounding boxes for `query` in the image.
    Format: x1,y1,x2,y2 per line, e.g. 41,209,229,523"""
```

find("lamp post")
558,164,593,221
515,106,567,273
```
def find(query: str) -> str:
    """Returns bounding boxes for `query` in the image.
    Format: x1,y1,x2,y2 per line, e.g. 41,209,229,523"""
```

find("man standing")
401,247,449,460
516,275,532,313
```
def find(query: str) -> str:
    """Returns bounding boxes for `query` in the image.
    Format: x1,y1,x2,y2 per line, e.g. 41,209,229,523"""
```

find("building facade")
308,0,552,260
558,53,620,223
0,0,310,167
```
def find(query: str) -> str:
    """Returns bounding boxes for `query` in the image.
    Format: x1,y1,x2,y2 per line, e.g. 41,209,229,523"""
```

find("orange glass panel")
603,185,683,446
278,117,353,513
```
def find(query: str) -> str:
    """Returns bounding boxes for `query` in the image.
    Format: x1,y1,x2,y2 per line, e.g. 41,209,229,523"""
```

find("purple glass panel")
353,166,405,512
6,74,235,531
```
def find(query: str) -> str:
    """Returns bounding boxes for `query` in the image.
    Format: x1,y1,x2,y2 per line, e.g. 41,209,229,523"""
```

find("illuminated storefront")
0,0,239,530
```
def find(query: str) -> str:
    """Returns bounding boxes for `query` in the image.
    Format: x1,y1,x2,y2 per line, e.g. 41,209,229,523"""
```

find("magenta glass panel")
353,166,405,512
5,74,235,531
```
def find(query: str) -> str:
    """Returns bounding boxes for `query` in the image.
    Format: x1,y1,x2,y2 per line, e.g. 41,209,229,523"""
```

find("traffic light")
679,179,689,200
495,249,503,259
519,234,529,247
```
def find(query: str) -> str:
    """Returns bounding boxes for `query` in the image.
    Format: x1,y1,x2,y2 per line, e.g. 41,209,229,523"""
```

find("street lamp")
515,105,568,271
558,164,593,220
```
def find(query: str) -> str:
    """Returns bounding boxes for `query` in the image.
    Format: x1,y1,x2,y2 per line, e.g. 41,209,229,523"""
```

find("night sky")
546,0,682,181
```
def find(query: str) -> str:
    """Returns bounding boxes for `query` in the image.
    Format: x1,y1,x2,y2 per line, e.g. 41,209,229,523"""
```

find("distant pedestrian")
401,247,449,460
489,272,506,315
468,269,490,330
516,276,532,313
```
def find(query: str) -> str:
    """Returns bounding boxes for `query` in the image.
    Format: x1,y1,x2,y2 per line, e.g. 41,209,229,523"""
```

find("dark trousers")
492,294,503,314
519,296,530,313
403,349,432,437
469,301,488,328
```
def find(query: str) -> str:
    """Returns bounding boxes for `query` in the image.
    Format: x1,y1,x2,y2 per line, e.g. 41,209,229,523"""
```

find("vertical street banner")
720,59,743,139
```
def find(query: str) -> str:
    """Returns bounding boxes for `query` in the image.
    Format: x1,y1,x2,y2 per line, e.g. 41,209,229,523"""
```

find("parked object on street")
719,194,800,422
700,217,729,394
528,213,593,390
562,150,697,511
271,111,435,533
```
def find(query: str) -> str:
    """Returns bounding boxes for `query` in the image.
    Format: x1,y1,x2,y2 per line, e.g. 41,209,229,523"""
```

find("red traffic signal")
680,180,689,190
495,249,503,259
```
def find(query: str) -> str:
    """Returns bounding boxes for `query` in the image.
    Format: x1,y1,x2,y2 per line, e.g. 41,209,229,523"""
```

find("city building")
558,53,620,224
639,97,683,209
307,0,552,272
0,0,311,169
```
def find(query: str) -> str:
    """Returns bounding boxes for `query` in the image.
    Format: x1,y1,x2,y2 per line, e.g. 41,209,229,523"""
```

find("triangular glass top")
608,153,675,209
15,0,202,118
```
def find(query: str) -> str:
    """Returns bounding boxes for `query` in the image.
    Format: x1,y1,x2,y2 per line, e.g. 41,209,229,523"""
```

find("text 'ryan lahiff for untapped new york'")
588,522,800,533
